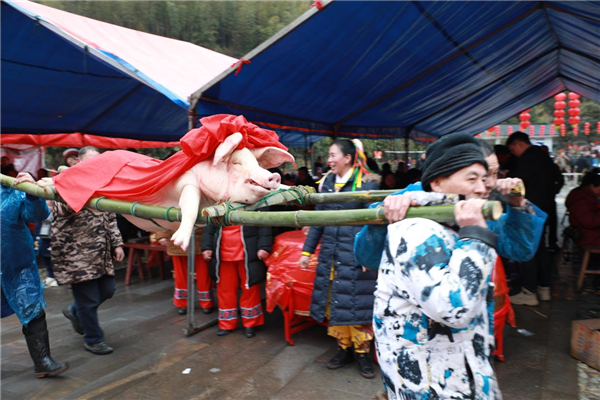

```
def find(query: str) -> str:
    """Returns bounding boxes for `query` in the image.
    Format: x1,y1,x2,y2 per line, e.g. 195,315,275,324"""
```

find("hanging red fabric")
310,0,324,11
231,59,251,76
53,114,288,212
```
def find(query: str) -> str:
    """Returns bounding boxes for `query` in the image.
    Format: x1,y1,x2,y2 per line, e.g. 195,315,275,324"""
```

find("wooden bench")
123,242,169,286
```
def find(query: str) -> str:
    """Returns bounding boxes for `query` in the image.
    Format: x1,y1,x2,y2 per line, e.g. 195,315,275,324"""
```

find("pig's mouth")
247,178,273,194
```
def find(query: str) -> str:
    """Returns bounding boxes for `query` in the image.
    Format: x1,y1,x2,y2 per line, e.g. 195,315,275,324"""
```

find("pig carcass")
51,115,294,250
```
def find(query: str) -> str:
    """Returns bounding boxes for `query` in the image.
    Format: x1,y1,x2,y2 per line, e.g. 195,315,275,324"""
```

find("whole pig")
39,115,294,251
129,132,293,250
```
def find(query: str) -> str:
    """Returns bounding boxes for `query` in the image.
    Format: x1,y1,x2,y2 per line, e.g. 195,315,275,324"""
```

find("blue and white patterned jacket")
374,219,501,400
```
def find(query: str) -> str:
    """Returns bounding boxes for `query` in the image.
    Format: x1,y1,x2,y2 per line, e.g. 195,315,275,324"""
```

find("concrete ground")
2,183,598,399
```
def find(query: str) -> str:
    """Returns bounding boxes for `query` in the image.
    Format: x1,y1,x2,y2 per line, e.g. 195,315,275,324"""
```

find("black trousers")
70,275,116,344
520,225,553,292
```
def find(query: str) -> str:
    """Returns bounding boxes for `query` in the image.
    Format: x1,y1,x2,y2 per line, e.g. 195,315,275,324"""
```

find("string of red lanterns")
554,93,566,127
478,93,599,138
567,92,581,126
519,110,531,130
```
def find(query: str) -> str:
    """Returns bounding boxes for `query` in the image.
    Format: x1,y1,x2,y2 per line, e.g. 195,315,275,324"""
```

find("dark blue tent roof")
191,1,600,145
1,0,234,144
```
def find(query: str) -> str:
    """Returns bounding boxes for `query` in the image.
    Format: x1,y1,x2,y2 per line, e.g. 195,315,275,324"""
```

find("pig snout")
265,172,281,189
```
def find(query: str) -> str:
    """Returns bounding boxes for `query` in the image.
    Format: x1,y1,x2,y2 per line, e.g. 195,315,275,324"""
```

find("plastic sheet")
0,186,49,326
264,230,320,314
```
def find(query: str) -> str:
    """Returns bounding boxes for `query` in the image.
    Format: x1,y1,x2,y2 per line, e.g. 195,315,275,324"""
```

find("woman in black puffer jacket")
299,139,379,379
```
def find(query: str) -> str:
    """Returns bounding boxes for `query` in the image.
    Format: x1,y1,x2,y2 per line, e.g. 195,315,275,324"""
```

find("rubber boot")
23,311,70,378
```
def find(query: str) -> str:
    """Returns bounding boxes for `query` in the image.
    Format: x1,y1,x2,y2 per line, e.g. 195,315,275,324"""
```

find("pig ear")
251,147,295,169
213,133,243,166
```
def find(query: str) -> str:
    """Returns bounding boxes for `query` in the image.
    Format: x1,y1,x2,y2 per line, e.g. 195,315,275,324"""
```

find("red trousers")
217,260,263,330
172,255,214,309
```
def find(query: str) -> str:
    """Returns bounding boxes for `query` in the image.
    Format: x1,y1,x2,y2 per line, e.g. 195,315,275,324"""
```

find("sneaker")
177,307,187,315
509,288,539,306
537,286,551,301
43,278,58,287
84,342,113,355
62,306,84,335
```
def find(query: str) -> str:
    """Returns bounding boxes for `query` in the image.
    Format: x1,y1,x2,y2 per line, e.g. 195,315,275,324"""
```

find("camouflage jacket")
50,202,124,285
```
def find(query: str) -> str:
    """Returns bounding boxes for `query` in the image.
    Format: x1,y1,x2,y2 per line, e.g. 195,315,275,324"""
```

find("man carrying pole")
368,133,504,399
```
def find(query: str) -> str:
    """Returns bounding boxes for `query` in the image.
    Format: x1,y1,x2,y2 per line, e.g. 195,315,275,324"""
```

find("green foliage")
38,1,311,58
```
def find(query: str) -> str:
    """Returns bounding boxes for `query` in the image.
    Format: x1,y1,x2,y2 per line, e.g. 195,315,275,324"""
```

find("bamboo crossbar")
1,174,501,227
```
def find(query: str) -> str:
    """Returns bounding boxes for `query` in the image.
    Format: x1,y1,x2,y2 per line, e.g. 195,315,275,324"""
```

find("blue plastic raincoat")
1,186,49,326
355,182,547,270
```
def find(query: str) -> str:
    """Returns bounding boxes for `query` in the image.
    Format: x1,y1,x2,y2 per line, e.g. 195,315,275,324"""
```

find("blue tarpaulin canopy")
190,1,600,145
1,0,235,145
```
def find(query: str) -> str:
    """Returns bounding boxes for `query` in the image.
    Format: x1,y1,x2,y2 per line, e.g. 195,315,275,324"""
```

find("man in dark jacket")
201,222,272,338
506,132,555,305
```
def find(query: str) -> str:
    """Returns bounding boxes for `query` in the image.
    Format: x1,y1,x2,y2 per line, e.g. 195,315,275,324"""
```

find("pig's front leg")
171,184,201,251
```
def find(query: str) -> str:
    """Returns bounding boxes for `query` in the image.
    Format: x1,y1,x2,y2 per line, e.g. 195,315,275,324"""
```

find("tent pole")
188,103,198,130
310,142,315,173
304,135,309,167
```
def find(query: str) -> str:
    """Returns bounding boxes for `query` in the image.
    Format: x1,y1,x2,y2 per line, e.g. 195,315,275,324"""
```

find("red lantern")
529,126,535,135
597,122,600,134
568,92,580,100
584,122,590,135
519,110,531,131
539,125,545,137
495,126,501,137
573,125,579,136
554,93,567,101
569,99,581,108
568,108,581,117
550,125,555,136
554,117,565,126
560,124,566,136
553,110,565,118
487,127,494,137
569,116,581,125
508,126,513,135
555,101,566,110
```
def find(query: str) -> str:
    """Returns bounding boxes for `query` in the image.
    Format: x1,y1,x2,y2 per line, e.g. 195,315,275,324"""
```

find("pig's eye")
232,160,242,165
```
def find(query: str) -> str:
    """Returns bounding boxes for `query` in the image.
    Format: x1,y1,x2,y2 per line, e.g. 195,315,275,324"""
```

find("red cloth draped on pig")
54,115,288,212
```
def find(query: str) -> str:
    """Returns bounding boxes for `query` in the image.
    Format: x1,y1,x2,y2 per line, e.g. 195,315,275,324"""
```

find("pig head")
135,132,294,250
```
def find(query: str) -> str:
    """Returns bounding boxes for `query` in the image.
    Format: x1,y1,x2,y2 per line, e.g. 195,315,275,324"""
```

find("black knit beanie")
421,133,488,191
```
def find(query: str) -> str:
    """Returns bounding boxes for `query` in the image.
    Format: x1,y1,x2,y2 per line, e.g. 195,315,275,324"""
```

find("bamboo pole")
201,186,399,217
0,174,187,224
1,174,502,227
